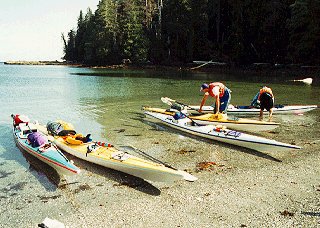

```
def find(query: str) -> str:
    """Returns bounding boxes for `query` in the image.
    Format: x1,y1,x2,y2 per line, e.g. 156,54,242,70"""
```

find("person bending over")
199,82,231,114
256,86,274,119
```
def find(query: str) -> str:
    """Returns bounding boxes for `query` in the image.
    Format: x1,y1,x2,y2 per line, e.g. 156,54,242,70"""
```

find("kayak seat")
75,133,92,143
58,130,77,136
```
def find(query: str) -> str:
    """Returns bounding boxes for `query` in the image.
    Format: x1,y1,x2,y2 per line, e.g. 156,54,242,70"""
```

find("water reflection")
71,68,320,86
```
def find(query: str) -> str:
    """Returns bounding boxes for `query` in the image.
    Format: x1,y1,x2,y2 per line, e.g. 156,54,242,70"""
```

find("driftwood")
190,60,214,70
190,60,227,70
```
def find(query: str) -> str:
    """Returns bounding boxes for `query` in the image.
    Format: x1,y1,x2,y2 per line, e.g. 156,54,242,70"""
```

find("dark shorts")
213,88,231,113
260,92,273,111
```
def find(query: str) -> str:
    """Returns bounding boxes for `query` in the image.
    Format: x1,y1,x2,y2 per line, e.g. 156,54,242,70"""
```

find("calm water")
0,63,319,226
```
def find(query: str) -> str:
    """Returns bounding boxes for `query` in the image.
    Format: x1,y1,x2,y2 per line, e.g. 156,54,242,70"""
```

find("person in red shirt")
199,82,231,114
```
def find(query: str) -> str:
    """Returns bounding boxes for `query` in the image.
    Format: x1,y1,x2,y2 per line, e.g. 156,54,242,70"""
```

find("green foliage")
287,0,320,64
61,0,319,65
62,30,76,61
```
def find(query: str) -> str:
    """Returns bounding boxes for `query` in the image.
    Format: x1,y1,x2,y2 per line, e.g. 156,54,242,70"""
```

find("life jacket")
66,136,83,145
258,86,273,100
208,82,225,98
65,133,92,144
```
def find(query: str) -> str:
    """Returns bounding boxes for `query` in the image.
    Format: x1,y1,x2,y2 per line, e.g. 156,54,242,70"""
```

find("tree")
93,0,120,64
287,0,320,64
62,29,76,62
161,0,193,63
120,0,150,62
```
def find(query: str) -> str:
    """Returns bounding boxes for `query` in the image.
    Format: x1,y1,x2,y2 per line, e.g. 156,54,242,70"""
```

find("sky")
0,0,98,61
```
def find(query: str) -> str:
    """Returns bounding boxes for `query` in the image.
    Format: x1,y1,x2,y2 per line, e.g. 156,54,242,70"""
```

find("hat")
200,83,209,91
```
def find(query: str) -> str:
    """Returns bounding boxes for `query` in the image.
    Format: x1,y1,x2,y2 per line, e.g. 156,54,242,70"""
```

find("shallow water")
0,63,319,227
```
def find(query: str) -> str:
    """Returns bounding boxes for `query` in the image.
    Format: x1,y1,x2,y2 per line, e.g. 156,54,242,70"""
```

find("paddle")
120,145,197,182
292,77,313,85
161,97,202,113
160,97,226,120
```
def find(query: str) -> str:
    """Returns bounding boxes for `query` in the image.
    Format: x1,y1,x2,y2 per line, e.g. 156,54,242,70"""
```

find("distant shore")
3,60,320,78
3,60,82,67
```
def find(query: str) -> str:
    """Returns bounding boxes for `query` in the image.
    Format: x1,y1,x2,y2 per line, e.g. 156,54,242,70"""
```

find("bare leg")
259,109,263,120
269,108,273,121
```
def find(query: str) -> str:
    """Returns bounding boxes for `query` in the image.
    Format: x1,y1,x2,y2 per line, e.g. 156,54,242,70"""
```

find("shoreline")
3,60,320,76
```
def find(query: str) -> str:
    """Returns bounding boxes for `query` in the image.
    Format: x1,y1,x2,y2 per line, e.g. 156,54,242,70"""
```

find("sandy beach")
1,111,319,228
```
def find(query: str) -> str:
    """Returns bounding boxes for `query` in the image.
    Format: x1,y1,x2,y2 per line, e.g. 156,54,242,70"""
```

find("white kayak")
144,111,301,153
143,107,279,132
188,104,318,116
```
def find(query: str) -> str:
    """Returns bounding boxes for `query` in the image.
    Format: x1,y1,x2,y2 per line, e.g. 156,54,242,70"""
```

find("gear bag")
27,132,48,148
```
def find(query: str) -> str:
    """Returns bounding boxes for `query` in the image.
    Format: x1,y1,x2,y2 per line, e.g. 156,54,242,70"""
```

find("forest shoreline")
4,60,320,78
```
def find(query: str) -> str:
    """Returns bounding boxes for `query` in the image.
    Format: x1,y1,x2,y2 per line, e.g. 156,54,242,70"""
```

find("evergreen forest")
62,0,320,67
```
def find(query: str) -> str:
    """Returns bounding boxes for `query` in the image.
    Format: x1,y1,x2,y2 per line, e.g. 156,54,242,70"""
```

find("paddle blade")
293,77,313,85
176,170,198,182
161,97,175,106
302,78,313,85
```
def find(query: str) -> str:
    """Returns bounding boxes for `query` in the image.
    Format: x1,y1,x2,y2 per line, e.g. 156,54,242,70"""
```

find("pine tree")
287,0,320,64
120,0,149,63
62,30,76,62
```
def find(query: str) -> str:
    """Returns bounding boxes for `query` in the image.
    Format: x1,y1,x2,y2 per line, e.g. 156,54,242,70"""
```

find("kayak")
35,122,197,183
143,107,279,132
12,115,80,176
143,111,301,153
187,104,318,116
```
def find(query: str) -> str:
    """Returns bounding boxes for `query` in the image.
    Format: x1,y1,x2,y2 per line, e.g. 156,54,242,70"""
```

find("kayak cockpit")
17,123,38,137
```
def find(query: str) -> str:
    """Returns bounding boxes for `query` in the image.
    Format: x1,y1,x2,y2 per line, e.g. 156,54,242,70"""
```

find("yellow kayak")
143,107,279,132
35,123,197,183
